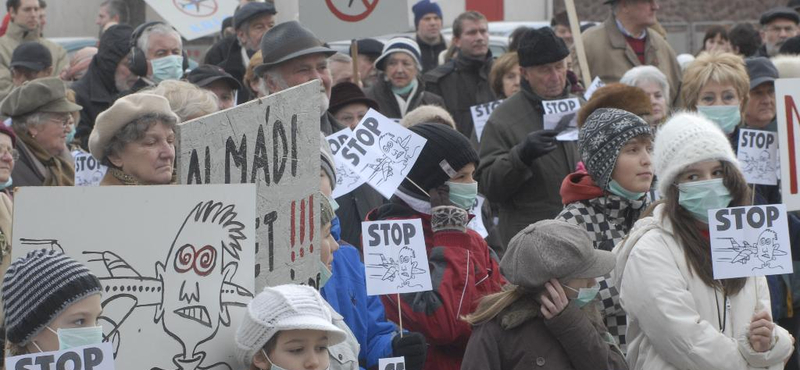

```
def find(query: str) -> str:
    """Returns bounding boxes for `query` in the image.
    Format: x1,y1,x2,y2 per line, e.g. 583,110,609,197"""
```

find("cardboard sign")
73,151,108,187
362,219,432,295
709,205,792,279
775,79,800,211
378,356,406,370
339,109,426,199
470,99,503,142
542,98,580,141
6,343,115,370
11,184,256,370
176,81,320,289
144,0,237,41
299,0,410,42
467,195,488,238
737,129,779,185
583,76,606,101
327,130,367,199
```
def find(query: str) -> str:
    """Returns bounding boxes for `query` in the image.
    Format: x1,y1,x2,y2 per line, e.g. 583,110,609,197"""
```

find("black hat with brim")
187,64,243,90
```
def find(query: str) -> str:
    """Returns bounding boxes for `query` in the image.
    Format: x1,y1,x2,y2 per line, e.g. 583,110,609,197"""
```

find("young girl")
614,112,793,369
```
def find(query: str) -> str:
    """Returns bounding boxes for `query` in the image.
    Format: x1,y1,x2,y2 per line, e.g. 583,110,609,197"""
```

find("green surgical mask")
445,180,478,210
48,325,103,350
151,55,184,83
318,260,332,288
607,179,645,200
677,178,732,223
696,105,741,134
564,285,600,308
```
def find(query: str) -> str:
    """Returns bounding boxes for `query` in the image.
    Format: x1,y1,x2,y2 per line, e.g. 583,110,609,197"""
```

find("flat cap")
745,57,779,90
254,21,335,75
89,94,178,160
355,38,384,57
761,6,800,25
233,2,276,30
10,42,52,71
187,64,242,90
0,77,81,117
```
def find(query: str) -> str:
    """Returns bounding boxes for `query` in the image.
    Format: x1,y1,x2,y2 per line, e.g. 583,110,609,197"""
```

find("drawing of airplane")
367,253,398,281
179,0,210,12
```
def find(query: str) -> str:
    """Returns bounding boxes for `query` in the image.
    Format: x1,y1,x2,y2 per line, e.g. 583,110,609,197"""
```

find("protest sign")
339,109,426,199
12,184,256,370
543,98,580,141
378,357,406,370
467,195,489,238
176,81,320,289
470,99,503,142
73,151,107,186
299,0,410,42
144,0,237,41
737,129,779,185
6,342,115,370
583,76,606,101
362,219,432,296
775,79,800,211
709,204,792,279
327,130,367,199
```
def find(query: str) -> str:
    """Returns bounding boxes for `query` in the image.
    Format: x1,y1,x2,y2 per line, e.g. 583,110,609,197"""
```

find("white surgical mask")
47,325,104,350
261,349,330,370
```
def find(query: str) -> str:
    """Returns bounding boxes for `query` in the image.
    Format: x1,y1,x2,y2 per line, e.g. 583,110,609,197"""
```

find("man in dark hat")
204,1,276,104
9,41,51,87
412,0,447,73
758,6,799,57
477,27,580,247
353,38,383,88
187,64,243,110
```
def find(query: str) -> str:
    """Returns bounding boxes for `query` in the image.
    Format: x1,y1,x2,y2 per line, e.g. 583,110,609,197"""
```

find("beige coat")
0,22,68,102
573,16,682,105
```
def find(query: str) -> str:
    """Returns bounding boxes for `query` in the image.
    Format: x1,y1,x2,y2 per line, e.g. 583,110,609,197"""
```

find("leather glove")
392,332,427,370
514,129,559,164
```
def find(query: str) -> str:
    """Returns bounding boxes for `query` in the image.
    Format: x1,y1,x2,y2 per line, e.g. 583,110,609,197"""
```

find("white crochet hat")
235,284,347,367
653,111,739,195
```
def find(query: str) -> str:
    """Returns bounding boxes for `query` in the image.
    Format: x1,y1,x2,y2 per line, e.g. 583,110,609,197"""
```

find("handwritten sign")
378,356,406,370
583,76,606,101
327,130,367,199
775,79,800,211
737,129,779,185
362,219,432,296
470,99,503,142
467,195,488,238
6,343,115,370
72,151,108,187
710,205,792,279
543,98,580,141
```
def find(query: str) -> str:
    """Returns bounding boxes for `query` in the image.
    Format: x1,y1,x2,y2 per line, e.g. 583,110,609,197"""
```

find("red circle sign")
325,0,379,22
173,0,218,18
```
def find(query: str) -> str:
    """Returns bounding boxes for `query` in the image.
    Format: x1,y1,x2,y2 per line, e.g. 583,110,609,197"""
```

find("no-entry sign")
145,0,237,41
299,0,411,42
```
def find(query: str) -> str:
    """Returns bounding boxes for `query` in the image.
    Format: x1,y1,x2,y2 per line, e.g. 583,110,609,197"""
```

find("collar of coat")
454,50,493,74
604,15,660,67
6,21,39,42
497,292,542,330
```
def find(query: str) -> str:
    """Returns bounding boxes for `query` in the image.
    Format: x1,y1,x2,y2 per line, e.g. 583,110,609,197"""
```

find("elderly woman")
489,52,521,99
328,82,379,129
0,78,81,187
89,94,179,186
366,37,444,120
147,80,219,122
620,66,671,128
0,125,15,300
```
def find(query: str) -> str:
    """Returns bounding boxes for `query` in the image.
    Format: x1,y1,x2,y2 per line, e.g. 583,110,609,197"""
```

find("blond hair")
680,52,749,113
146,80,218,121
463,284,525,325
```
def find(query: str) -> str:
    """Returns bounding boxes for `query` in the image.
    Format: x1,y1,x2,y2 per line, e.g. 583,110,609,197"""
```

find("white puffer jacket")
613,204,793,370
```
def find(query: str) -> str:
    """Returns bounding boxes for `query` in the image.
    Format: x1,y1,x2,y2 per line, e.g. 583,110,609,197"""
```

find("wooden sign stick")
564,0,592,88
351,39,361,87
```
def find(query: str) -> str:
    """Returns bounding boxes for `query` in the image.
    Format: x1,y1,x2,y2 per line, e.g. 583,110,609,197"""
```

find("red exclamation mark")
300,198,306,258
290,200,296,262
309,194,315,253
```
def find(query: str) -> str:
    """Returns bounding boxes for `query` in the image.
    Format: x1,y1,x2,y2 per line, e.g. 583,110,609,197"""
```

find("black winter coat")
365,76,444,120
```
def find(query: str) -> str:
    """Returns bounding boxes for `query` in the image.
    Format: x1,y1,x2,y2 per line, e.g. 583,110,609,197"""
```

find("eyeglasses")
0,146,18,161
48,114,73,128
767,25,797,34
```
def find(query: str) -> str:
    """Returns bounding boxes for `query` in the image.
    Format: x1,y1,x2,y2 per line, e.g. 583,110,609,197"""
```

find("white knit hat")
235,284,347,367
653,111,739,195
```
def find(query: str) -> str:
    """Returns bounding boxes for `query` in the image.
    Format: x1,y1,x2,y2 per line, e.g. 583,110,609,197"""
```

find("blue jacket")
322,218,397,369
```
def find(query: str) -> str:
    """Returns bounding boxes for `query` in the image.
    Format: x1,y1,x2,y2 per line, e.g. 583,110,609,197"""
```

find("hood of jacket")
613,203,671,291
560,171,604,204
77,24,134,102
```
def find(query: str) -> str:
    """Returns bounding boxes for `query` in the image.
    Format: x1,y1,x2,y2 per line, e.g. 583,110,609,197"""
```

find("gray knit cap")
2,249,103,345
578,108,652,190
500,220,616,289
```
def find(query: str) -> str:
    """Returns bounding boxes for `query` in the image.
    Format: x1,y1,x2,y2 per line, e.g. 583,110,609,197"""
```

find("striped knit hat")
374,37,422,72
2,249,102,345
235,284,346,368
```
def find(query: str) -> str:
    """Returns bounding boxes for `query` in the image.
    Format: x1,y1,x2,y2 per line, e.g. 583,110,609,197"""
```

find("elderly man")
353,38,383,89
477,28,579,246
412,0,447,73
757,7,799,57
576,0,681,104
0,0,67,101
204,2,276,104
744,57,778,131
125,22,185,94
96,0,128,34
425,11,495,144
328,53,356,86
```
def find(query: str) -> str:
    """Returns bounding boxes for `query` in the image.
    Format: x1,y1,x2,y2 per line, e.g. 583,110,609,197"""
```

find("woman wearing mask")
681,52,749,138
365,123,505,370
3,249,104,355
614,112,793,369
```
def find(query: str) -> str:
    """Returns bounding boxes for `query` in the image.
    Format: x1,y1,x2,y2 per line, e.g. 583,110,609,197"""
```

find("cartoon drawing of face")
757,150,770,173
755,230,779,267
398,247,416,282
379,133,410,163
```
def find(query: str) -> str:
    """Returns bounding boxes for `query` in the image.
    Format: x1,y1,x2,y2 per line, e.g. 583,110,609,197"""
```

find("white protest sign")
467,195,488,238
470,99,503,142
176,81,320,289
6,343,115,370
144,0,237,41
378,356,406,370
709,205,792,279
543,98,580,141
299,0,410,42
327,130,367,199
775,79,800,211
12,184,256,370
583,76,606,101
340,109,426,199
737,129,779,185
72,151,107,187
362,219,432,296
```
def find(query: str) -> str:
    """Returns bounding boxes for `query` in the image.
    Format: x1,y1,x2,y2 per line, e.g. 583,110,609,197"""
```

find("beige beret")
0,77,82,117
89,94,179,160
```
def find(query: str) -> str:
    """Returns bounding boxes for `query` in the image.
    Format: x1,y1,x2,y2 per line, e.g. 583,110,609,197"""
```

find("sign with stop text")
470,99,503,142
73,151,108,186
737,129,779,185
543,97,580,141
6,343,115,370
326,130,367,199
362,219,432,296
299,0,410,42
775,79,800,211
709,205,792,279
378,356,406,370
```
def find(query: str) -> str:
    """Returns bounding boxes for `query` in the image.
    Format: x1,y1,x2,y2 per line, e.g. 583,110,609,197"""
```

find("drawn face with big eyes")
398,247,415,282
758,231,777,262
379,134,408,163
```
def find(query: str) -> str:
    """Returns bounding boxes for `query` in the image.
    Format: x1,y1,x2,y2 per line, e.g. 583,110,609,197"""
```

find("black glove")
392,332,427,370
514,129,559,164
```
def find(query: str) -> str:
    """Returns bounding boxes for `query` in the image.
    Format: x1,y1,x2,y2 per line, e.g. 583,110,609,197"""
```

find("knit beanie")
653,112,739,195
412,0,443,29
320,192,335,227
374,37,422,72
579,108,652,190
235,284,347,368
400,123,479,197
518,27,570,67
2,249,103,345
577,83,653,128
320,132,336,190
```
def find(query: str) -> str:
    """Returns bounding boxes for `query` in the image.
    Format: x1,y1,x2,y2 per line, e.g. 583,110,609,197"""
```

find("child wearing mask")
614,112,793,369
555,107,653,353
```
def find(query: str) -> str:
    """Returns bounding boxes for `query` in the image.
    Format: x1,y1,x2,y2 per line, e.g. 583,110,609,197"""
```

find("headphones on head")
128,21,190,78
